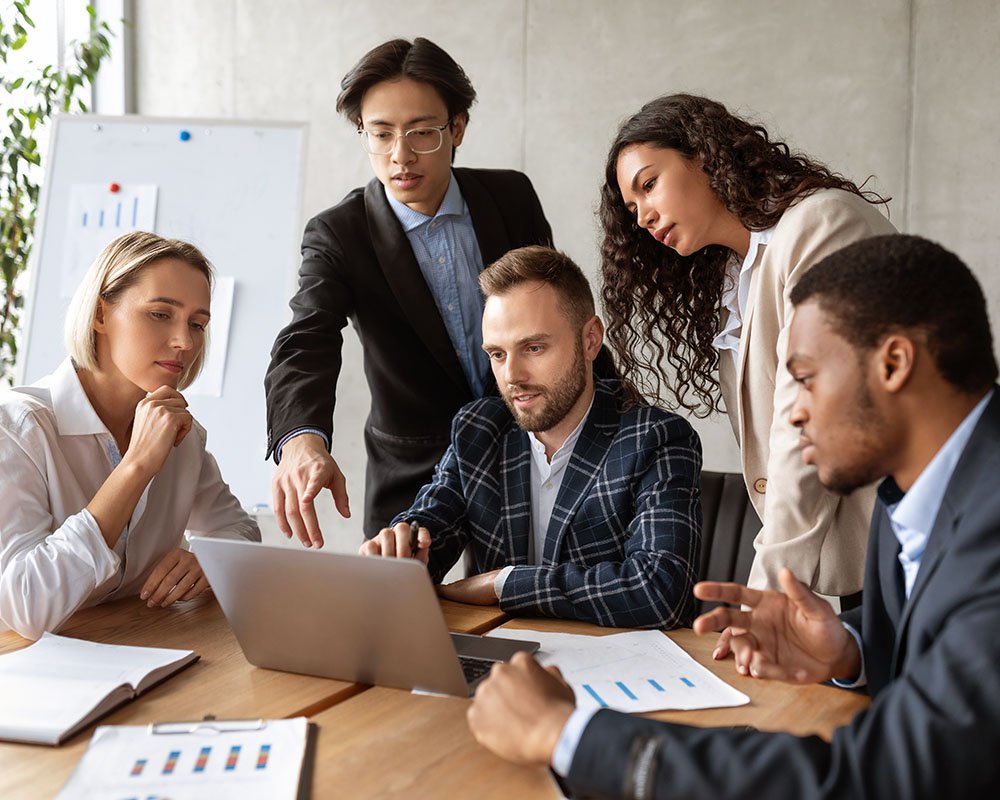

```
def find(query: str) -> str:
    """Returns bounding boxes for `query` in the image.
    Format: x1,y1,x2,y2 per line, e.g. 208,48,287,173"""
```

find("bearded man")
360,245,702,629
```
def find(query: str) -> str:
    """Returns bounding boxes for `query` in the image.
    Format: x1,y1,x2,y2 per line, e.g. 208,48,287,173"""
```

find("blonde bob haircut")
65,231,214,390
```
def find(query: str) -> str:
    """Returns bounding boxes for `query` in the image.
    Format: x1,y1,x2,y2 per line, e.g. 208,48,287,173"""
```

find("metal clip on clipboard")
149,717,267,735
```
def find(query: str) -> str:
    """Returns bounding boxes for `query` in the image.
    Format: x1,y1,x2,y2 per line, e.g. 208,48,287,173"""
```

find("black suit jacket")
265,168,552,536
566,387,1000,799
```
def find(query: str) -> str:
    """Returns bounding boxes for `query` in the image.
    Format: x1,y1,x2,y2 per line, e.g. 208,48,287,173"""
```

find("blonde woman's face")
94,259,211,393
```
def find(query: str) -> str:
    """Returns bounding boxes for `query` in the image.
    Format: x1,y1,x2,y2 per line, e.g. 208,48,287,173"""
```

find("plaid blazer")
392,379,702,628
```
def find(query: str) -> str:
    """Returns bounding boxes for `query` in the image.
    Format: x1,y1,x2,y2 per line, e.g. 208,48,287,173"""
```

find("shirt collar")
886,388,994,534
46,358,110,436
385,171,464,232
47,358,113,437
528,393,596,465
723,226,775,306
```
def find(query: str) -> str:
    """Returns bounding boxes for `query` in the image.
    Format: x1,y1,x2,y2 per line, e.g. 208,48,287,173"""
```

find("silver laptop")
190,537,538,696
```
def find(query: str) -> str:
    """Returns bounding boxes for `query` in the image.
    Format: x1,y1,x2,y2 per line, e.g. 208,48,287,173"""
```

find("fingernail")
147,601,155,608
140,591,149,600
712,648,721,659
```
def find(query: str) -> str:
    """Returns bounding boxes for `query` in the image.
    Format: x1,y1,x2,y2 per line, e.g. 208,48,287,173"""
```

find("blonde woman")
0,232,259,640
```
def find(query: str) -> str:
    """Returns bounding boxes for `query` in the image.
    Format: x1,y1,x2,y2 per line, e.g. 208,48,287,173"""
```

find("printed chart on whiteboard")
60,183,158,298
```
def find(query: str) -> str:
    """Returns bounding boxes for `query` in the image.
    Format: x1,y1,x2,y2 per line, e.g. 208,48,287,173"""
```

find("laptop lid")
190,537,527,696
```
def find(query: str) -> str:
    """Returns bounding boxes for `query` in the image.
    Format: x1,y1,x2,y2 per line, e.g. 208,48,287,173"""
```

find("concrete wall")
133,0,1000,550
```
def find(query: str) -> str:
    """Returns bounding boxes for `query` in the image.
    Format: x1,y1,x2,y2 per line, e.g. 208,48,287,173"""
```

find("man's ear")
450,112,469,148
877,334,917,393
582,316,604,361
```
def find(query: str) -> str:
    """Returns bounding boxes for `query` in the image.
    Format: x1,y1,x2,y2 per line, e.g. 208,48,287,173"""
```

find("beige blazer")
718,189,896,595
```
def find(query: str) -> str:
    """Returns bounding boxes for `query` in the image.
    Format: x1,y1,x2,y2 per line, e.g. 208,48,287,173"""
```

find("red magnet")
109,182,121,193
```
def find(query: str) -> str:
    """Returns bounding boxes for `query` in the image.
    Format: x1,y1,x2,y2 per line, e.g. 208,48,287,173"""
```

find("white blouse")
0,359,260,639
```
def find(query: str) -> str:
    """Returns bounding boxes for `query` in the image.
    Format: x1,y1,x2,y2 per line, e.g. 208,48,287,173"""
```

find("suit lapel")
454,169,509,267
499,425,532,565
363,178,468,392
732,260,760,448
890,497,957,674
543,383,618,564
889,387,1000,674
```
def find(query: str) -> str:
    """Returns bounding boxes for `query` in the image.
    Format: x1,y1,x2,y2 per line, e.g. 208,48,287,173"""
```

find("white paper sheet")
57,717,309,800
488,629,749,713
60,183,158,298
185,275,235,397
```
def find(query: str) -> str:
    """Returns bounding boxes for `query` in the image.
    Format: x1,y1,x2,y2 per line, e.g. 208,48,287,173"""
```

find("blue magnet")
179,130,191,142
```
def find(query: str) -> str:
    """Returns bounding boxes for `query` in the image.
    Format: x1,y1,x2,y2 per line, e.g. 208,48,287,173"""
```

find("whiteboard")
20,114,307,509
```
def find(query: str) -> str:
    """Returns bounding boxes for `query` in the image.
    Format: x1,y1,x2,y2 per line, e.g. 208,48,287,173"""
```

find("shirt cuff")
273,427,330,464
551,707,600,777
493,565,515,600
831,622,867,688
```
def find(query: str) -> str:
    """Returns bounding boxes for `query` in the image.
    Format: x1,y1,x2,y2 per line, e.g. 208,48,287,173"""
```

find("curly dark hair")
599,93,889,415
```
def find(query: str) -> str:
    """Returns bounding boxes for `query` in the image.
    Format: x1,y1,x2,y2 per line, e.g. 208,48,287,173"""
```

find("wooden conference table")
0,595,869,798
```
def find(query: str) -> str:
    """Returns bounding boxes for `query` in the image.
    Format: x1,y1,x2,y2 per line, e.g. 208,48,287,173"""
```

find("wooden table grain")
307,617,871,799
0,594,507,798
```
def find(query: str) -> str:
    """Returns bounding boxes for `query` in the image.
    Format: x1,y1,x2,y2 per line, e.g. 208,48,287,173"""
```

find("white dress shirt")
493,396,594,597
712,226,776,362
0,359,260,639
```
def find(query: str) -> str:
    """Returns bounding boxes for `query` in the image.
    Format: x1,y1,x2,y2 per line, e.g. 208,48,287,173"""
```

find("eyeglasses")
357,121,452,155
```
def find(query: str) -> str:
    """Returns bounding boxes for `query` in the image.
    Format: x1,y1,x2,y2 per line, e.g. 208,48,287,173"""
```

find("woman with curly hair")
601,94,894,641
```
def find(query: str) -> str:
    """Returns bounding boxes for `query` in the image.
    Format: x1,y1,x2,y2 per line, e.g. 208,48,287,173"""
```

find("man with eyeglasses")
264,37,555,547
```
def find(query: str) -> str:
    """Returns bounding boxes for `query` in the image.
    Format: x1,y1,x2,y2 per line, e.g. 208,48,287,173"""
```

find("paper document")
488,629,749,714
57,717,312,800
61,183,158,298
186,274,235,397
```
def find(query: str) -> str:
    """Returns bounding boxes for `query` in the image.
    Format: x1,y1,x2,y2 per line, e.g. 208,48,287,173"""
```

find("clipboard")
56,716,318,800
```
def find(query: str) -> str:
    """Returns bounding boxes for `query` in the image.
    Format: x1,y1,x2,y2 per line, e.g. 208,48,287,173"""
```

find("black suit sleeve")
264,215,352,457
567,589,1000,799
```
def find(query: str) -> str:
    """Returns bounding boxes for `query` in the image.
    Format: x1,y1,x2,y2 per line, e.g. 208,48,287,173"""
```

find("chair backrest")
697,471,762,615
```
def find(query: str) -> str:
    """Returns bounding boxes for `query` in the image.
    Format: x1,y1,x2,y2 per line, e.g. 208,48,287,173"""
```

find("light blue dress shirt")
274,172,489,463
554,388,995,775
385,172,490,398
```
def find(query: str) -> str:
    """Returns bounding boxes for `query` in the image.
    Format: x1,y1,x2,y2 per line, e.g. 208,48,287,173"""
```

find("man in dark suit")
264,38,553,545
467,234,1000,798
361,246,702,629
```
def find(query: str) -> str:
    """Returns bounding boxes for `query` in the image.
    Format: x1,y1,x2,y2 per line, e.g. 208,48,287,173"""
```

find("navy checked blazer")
391,379,703,628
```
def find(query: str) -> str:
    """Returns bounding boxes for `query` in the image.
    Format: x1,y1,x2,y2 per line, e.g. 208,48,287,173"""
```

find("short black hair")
336,37,477,125
791,234,997,394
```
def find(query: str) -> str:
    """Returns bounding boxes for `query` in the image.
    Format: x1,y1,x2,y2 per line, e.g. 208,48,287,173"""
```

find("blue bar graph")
648,679,665,692
616,681,638,700
680,677,695,687
582,683,608,708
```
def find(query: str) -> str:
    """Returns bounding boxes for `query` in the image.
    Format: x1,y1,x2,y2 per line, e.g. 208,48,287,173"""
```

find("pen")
409,519,420,558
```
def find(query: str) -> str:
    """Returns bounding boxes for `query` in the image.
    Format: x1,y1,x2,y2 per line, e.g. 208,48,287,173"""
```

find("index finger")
297,472,327,548
693,580,764,607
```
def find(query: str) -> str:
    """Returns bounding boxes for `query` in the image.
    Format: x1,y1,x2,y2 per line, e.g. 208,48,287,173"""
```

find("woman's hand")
123,386,193,480
140,548,210,607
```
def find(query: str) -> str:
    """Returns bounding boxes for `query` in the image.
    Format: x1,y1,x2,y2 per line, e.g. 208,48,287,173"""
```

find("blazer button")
753,478,767,494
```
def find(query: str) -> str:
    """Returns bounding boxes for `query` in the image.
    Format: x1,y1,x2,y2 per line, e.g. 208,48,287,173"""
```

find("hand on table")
693,567,861,683
271,433,350,549
359,521,431,564
436,569,502,605
140,548,209,608
467,651,576,765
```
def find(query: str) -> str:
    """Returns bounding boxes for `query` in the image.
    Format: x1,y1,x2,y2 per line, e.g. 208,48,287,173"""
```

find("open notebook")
0,633,198,745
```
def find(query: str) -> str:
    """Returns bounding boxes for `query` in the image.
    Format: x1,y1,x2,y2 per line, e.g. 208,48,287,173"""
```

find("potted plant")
1,1,113,384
